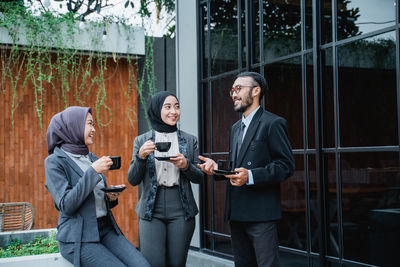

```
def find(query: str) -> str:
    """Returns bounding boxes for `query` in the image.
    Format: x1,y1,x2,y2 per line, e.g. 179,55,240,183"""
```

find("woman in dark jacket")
128,91,203,267
45,106,149,267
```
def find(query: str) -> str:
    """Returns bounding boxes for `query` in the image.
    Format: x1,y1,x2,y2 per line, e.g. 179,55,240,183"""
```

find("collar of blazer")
234,107,263,167
53,146,104,183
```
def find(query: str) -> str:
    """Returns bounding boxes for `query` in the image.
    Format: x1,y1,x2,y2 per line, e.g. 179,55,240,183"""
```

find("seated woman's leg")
167,217,195,267
59,241,126,267
101,225,150,267
139,217,167,267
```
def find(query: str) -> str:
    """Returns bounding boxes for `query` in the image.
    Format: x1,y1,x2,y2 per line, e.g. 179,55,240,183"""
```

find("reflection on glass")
336,0,362,41
253,0,260,64
280,251,308,267
201,4,208,78
204,234,232,255
340,152,400,265
262,0,301,61
308,154,320,253
241,0,246,67
305,0,313,48
338,32,397,147
202,82,210,153
279,155,307,250
322,0,332,44
209,0,239,76
341,0,395,40
203,153,230,236
306,53,315,148
264,57,303,149
325,154,339,257
211,76,240,153
322,48,335,148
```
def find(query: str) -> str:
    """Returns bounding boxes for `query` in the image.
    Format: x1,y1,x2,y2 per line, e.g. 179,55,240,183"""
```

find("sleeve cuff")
135,154,147,162
181,158,191,172
246,170,254,185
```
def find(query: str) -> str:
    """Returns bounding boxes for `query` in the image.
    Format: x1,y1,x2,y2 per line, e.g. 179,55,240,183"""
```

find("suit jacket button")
247,162,251,166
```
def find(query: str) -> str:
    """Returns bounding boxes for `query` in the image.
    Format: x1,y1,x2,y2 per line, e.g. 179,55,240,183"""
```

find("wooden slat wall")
0,51,140,246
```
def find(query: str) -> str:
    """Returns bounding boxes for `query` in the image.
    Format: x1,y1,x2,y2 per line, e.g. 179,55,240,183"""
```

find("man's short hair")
236,71,268,103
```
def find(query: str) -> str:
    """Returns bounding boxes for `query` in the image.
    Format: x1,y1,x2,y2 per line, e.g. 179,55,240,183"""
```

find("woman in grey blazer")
128,91,203,267
45,106,149,267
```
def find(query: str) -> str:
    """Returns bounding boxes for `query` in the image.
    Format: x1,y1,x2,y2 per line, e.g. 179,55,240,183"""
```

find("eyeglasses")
229,85,256,96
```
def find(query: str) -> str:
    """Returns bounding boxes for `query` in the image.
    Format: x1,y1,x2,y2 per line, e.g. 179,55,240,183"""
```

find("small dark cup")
155,142,171,152
218,160,232,171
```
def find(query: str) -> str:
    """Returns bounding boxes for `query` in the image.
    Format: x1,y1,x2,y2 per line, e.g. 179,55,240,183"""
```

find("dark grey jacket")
128,130,203,220
45,147,120,243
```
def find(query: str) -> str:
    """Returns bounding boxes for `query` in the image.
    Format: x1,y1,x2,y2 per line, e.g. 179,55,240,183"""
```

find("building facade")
177,0,400,266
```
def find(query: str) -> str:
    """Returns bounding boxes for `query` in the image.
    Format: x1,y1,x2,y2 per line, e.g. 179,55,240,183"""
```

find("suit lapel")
236,108,263,167
54,147,84,177
231,123,240,166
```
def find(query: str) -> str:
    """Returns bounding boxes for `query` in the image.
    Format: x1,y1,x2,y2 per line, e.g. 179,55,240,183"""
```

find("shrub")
0,232,59,258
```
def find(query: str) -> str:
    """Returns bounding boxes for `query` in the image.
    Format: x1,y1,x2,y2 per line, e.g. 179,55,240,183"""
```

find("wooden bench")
0,202,35,232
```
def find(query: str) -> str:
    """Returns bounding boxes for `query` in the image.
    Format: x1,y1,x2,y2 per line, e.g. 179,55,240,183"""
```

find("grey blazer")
128,130,203,220
44,147,121,244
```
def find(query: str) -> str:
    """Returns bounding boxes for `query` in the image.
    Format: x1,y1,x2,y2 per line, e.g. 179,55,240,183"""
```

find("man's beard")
233,90,253,113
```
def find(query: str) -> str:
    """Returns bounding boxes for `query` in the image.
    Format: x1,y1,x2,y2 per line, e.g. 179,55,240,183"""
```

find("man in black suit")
198,72,295,267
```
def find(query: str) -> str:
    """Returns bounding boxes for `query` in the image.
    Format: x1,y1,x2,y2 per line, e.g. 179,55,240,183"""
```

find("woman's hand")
168,153,188,169
138,140,156,159
105,184,125,201
92,156,113,174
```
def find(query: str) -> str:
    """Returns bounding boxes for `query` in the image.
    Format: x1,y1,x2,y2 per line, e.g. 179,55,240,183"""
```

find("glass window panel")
308,154,321,253
280,250,308,266
309,154,339,254
323,48,335,148
204,234,233,256
336,0,362,41
241,0,246,68
211,76,241,153
306,53,315,148
201,4,209,79
325,154,339,257
264,57,304,149
339,0,396,40
202,82,210,153
322,0,332,44
340,152,400,265
338,32,397,147
203,153,231,235
280,155,307,250
262,0,301,61
305,0,313,49
210,0,239,76
253,0,261,64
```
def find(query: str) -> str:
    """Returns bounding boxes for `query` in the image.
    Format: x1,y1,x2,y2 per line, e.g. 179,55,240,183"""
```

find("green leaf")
96,3,101,14
130,2,134,8
124,1,129,8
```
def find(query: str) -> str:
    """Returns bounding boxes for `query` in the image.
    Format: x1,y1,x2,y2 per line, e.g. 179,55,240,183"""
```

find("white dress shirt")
154,131,180,186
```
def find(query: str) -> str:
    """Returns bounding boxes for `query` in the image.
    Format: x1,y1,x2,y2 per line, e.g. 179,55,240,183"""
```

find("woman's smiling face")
84,113,95,146
161,95,180,126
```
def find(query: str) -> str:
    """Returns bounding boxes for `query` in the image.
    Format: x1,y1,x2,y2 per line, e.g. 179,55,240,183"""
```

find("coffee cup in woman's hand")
155,142,171,152
92,156,113,173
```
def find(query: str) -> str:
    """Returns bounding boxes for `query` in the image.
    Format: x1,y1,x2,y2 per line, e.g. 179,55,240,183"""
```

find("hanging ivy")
0,0,173,129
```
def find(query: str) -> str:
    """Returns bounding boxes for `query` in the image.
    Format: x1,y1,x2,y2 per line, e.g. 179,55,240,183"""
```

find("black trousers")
139,186,195,267
229,221,280,267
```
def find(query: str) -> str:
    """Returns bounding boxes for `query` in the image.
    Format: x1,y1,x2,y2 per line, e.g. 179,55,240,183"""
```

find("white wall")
175,0,200,248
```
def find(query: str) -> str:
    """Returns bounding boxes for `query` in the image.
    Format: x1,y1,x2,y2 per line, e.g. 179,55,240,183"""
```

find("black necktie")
237,122,246,153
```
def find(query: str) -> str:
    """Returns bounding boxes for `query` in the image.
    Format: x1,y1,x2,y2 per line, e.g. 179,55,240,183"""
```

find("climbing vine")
0,0,171,130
